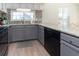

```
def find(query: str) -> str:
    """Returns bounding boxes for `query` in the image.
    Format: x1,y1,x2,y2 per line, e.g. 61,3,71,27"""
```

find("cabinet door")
0,3,2,10
8,27,13,42
38,26,44,45
12,29,24,41
24,25,38,40
6,3,19,9
8,25,38,42
61,40,79,56
60,33,79,56
2,3,7,13
8,26,24,42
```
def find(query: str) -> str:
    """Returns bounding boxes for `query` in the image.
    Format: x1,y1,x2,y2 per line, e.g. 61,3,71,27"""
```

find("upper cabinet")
0,3,2,10
6,3,19,9
0,3,7,13
2,3,7,13
0,3,44,13
0,3,44,14
6,3,43,10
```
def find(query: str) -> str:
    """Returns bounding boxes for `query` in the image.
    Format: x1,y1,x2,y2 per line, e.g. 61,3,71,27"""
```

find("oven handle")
61,40,79,53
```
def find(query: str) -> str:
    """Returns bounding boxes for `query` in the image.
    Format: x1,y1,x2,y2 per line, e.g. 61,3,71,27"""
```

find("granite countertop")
9,23,39,25
7,23,79,38
40,23,79,38
1,23,79,38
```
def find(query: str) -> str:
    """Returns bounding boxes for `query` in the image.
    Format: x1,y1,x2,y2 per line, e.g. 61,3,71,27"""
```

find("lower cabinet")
24,25,38,40
8,26,24,42
38,25,44,45
12,29,24,41
61,40,79,56
44,27,60,56
8,25,38,42
60,33,79,56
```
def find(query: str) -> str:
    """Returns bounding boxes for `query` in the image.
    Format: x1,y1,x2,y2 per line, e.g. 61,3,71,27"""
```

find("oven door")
61,40,79,56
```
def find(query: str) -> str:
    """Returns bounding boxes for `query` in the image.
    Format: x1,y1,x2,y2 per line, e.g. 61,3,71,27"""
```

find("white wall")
42,4,59,26
42,3,79,27
67,4,79,25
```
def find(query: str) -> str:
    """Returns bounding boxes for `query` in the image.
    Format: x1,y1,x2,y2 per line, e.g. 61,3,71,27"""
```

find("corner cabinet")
44,27,60,56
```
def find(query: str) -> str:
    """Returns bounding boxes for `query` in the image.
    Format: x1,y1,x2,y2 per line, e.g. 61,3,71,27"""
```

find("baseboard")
8,39,37,44
37,40,44,46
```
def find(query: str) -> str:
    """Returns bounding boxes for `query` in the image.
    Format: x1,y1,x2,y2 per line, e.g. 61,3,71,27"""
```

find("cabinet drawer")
61,33,79,47
61,40,79,56
10,25,24,29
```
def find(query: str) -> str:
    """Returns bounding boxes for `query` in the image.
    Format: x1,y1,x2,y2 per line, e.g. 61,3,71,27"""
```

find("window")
11,11,34,21
24,12,34,20
12,12,23,21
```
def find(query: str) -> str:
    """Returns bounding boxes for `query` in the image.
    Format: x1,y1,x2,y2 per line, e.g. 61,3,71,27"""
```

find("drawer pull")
69,40,72,44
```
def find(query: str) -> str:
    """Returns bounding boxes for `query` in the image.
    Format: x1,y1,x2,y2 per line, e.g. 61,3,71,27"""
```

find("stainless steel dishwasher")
61,33,79,56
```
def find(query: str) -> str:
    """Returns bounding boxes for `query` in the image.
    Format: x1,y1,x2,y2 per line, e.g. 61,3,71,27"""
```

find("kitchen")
0,3,79,56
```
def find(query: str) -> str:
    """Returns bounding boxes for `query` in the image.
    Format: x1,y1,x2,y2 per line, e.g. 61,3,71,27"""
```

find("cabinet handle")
69,40,72,44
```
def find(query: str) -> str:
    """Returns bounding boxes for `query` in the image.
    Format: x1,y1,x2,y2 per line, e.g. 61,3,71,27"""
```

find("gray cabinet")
12,29,24,41
24,25,38,40
61,40,79,56
8,27,12,42
60,33,79,56
8,25,38,42
38,25,44,45
8,25,24,42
